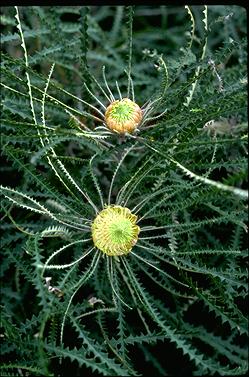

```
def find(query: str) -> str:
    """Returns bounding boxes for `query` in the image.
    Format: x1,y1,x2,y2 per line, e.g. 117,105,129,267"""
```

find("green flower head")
91,205,140,256
105,98,143,134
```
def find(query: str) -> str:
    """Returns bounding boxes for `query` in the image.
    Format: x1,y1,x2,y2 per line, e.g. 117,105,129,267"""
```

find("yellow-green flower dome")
91,205,140,256
105,98,143,134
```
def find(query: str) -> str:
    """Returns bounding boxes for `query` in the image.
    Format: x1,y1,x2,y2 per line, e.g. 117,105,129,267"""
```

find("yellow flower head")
105,98,143,134
91,205,140,256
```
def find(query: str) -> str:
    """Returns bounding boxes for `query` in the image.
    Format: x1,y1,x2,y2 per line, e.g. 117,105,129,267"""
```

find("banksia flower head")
91,205,140,256
105,98,143,134
63,61,168,143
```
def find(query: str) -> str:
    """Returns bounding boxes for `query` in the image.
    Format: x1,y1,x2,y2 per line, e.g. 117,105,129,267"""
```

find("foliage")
1,5,248,376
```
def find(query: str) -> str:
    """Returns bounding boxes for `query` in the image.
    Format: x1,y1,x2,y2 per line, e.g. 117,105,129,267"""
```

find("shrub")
1,5,248,376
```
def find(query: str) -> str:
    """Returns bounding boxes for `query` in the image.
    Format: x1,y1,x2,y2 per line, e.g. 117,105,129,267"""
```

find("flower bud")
105,98,143,134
